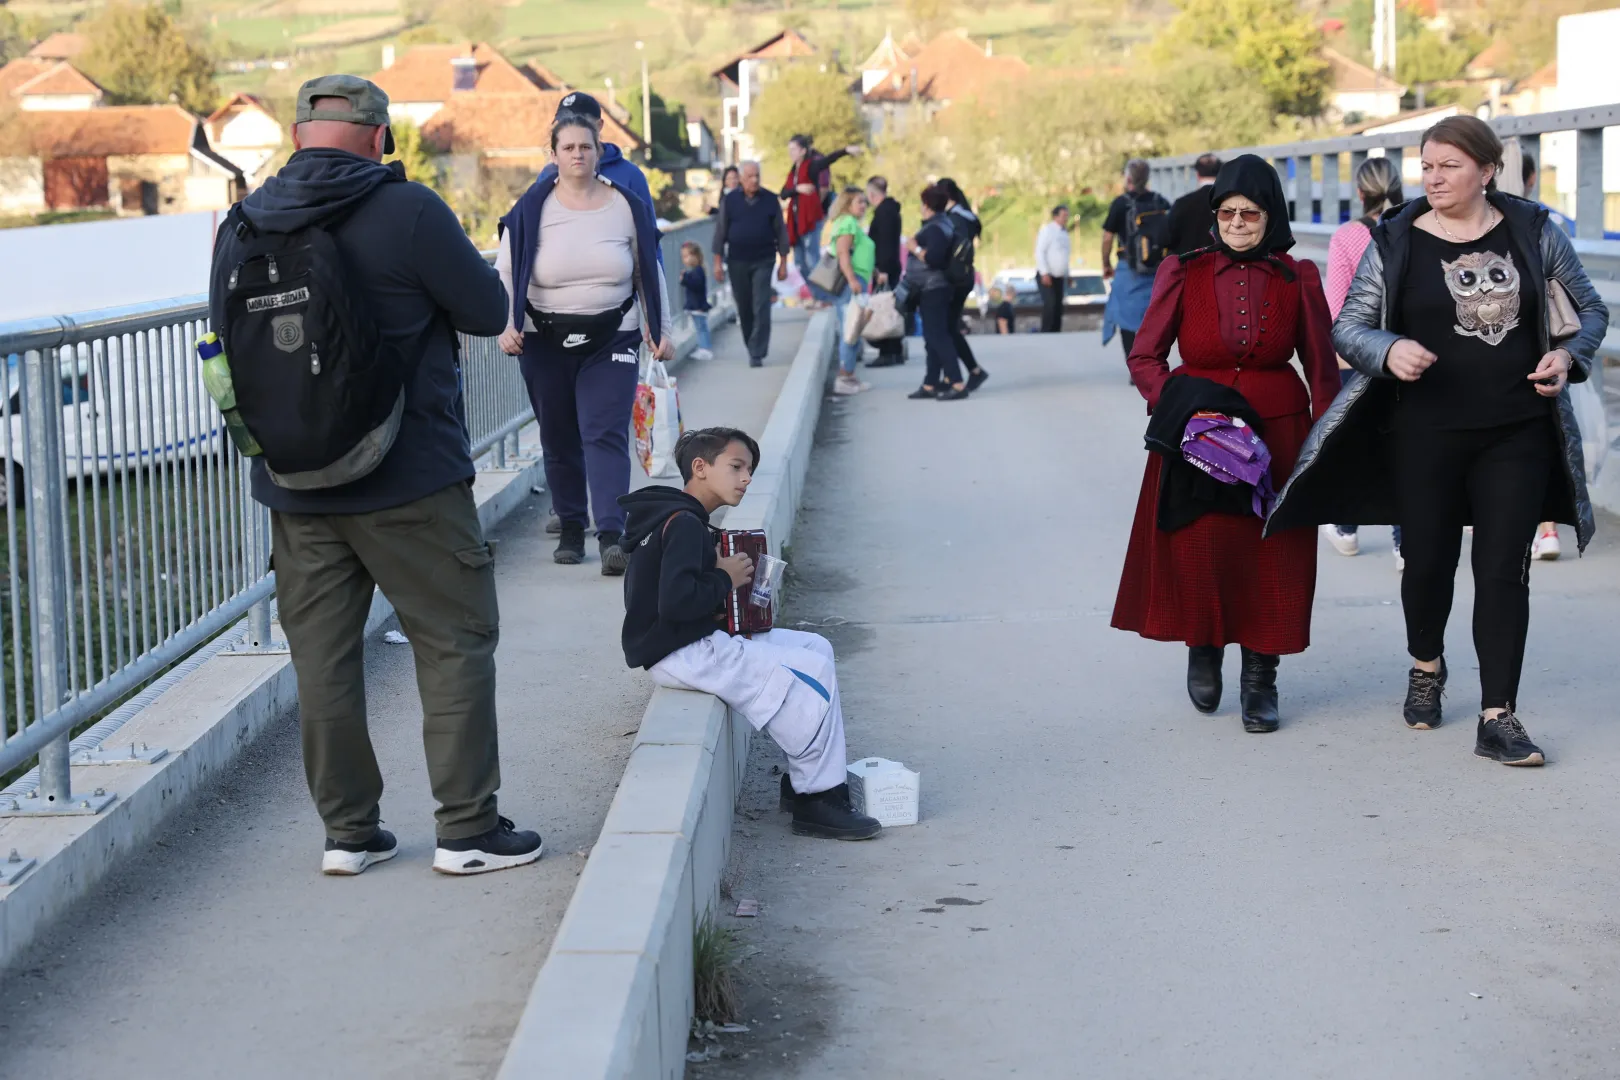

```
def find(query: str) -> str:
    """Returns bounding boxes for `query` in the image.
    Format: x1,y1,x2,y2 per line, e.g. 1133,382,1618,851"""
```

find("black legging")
949,285,981,375
1393,416,1553,711
920,288,963,387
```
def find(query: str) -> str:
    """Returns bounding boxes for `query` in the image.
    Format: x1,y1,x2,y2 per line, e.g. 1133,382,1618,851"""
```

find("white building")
1545,8,1620,231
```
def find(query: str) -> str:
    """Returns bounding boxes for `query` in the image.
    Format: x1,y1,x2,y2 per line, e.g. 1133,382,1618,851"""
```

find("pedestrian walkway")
0,311,808,1080
707,331,1620,1079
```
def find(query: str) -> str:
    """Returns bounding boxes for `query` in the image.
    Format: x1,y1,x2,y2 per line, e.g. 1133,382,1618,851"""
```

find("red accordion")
720,529,772,634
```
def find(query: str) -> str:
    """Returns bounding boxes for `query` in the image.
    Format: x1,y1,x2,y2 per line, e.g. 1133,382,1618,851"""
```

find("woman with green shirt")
826,188,877,395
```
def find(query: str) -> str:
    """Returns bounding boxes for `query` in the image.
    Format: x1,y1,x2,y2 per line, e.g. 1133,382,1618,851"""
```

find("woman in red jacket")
1112,155,1339,733
782,133,861,306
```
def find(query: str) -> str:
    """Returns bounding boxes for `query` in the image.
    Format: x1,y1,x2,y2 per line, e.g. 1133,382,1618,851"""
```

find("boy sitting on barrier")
617,427,881,841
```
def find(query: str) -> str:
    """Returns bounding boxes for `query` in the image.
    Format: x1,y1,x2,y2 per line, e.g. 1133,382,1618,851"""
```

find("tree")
748,64,867,186
384,119,448,197
624,90,689,159
441,0,502,44
903,0,957,40
1157,0,1328,116
398,0,437,26
78,3,217,115
0,10,28,64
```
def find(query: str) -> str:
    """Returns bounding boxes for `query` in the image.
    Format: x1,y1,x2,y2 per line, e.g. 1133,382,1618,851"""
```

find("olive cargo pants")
271,482,502,844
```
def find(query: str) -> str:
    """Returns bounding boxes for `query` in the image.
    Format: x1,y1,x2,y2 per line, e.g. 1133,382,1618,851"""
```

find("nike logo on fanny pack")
562,333,589,348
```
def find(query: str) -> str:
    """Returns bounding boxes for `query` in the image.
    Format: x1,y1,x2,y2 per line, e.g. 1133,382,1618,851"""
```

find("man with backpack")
207,76,544,878
1101,158,1169,364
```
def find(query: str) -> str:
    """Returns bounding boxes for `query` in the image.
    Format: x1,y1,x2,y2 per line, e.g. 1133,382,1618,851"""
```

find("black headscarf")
1187,154,1297,279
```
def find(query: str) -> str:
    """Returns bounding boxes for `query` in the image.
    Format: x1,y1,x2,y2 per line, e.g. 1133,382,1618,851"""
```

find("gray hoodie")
210,148,508,515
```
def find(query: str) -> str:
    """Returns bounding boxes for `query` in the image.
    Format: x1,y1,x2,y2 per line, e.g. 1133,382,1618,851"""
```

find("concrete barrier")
496,311,839,1080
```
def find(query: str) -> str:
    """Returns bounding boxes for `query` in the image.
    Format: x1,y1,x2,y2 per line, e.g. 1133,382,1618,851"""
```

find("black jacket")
210,149,508,514
1167,185,1217,256
1146,375,1266,531
868,197,903,279
619,487,735,669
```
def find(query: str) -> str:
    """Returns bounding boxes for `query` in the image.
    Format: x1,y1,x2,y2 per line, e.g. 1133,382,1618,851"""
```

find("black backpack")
1124,192,1173,272
214,192,408,490
943,211,977,289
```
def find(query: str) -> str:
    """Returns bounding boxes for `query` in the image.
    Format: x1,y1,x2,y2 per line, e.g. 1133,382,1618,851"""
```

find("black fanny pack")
526,294,635,353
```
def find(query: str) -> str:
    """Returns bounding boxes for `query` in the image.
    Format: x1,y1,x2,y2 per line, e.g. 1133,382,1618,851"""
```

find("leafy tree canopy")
79,3,217,115
1157,0,1328,116
748,63,867,188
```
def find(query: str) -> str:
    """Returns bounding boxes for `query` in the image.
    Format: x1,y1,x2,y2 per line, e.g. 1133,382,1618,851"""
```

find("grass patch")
693,910,742,1025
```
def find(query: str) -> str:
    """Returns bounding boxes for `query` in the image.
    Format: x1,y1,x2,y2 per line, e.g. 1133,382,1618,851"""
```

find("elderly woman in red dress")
1112,155,1339,733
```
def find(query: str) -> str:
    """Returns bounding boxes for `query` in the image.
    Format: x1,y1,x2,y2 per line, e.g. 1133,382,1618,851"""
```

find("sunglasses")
1217,208,1266,223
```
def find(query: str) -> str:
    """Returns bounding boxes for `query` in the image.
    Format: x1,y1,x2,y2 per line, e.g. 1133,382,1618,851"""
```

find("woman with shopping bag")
497,101,672,576
823,187,876,396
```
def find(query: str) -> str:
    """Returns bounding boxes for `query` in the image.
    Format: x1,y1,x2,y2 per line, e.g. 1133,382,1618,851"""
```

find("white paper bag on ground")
1570,378,1608,483
843,293,871,345
634,359,683,477
861,290,904,342
846,756,919,827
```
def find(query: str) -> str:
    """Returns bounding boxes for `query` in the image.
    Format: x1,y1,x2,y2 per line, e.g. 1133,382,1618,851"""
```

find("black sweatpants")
1040,276,1065,332
1393,417,1553,711
920,288,963,387
949,286,980,375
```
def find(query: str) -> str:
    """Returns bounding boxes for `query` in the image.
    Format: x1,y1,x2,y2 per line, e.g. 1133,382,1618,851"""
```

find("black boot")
1187,645,1224,714
790,783,881,840
554,521,585,565
1239,647,1280,733
778,771,792,812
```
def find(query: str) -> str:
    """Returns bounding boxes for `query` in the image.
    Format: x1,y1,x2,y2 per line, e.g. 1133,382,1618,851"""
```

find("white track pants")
649,628,848,795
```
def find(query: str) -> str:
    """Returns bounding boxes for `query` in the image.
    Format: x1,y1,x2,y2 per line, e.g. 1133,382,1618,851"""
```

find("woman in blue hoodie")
498,108,671,574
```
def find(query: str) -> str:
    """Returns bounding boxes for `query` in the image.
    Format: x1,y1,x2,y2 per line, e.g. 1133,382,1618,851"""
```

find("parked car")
967,269,1110,329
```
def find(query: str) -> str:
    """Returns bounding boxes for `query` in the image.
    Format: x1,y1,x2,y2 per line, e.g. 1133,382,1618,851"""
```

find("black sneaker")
1475,712,1545,766
907,385,936,400
554,522,585,565
599,530,629,576
790,783,881,840
749,356,764,368
433,817,544,875
1403,658,1447,729
936,386,970,401
965,368,989,393
321,828,398,876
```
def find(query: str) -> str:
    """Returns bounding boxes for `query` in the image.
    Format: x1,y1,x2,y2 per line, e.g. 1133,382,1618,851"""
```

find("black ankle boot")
790,783,881,840
1239,647,1280,733
1187,645,1224,714
778,771,793,812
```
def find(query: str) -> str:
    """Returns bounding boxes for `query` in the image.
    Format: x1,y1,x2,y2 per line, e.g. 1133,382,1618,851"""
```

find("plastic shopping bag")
861,289,904,342
634,359,683,477
1570,377,1608,483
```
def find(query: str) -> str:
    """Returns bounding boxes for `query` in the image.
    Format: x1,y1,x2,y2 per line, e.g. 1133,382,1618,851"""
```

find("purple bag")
1181,412,1275,518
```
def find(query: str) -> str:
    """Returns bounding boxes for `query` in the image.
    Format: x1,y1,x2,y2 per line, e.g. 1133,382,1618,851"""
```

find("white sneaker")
832,376,868,396
1394,546,1405,573
1533,526,1561,560
691,347,714,361
1320,524,1359,556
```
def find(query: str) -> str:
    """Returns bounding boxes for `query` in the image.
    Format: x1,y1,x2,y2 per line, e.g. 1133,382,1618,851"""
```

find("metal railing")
0,214,721,807
1148,103,1620,280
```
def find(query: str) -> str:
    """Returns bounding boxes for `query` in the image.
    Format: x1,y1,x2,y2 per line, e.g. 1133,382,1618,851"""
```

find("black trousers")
1119,328,1136,359
1393,416,1553,711
949,285,980,374
1040,276,1065,332
920,288,963,387
727,257,775,361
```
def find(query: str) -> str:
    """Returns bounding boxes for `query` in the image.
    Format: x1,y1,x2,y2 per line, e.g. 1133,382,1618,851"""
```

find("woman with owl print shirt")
1268,116,1609,767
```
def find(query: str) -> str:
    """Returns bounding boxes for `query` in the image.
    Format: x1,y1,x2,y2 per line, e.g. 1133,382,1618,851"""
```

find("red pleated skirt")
1111,409,1318,655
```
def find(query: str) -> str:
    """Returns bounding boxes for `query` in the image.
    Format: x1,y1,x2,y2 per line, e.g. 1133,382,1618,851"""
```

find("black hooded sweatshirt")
209,148,508,514
619,486,737,669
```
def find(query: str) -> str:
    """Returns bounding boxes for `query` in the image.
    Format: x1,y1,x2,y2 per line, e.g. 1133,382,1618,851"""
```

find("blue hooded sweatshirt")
498,155,666,345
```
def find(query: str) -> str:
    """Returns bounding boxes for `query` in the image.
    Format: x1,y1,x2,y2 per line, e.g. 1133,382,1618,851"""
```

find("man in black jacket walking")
209,76,542,877
865,175,905,367
713,161,790,367
1166,153,1221,255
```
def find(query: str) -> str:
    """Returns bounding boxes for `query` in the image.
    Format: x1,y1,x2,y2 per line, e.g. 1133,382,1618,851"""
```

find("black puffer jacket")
1266,193,1609,551
619,487,733,669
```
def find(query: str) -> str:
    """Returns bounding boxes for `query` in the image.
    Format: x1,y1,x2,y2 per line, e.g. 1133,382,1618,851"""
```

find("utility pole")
635,40,652,162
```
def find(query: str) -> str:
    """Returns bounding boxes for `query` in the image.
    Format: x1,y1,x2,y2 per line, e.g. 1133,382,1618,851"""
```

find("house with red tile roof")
26,33,88,62
855,30,1030,137
709,28,819,164
206,93,284,189
368,42,641,174
1323,47,1406,123
0,58,105,111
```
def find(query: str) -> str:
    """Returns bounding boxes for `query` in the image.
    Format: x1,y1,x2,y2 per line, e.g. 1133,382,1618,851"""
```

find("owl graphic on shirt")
1441,250,1521,347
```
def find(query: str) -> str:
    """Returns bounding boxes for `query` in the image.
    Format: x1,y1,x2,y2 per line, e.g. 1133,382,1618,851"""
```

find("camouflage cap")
295,74,395,155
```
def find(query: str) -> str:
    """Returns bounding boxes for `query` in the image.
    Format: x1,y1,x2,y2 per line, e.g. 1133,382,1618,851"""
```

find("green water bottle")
195,332,263,457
